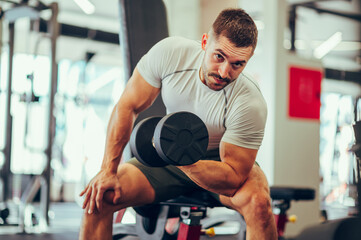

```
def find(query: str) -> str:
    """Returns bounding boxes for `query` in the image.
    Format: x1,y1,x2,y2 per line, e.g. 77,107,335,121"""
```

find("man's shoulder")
230,72,262,96
231,72,267,109
239,72,258,85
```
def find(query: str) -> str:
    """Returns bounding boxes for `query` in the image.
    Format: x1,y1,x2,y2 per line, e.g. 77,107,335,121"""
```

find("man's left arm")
178,141,257,197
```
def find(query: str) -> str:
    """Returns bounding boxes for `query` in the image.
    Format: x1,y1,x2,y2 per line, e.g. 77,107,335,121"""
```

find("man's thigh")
218,164,271,214
126,158,202,203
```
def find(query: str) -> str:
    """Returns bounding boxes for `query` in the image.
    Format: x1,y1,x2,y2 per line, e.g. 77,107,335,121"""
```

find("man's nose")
218,62,230,79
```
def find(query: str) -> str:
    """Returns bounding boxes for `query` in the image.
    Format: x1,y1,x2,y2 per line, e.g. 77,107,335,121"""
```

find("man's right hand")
79,169,122,214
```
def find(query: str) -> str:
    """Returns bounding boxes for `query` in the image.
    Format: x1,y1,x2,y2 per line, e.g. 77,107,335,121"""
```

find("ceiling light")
73,0,95,15
313,32,342,59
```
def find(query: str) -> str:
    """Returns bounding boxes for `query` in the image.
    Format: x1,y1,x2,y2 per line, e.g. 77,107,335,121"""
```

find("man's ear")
201,33,208,50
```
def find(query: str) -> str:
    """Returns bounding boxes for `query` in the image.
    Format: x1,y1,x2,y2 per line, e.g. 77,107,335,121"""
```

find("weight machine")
0,0,59,233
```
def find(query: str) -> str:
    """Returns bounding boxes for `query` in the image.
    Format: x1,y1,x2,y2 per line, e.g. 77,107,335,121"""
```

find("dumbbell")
130,111,209,167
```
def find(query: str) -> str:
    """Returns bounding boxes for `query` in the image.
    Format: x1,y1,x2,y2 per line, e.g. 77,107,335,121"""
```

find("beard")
201,66,232,91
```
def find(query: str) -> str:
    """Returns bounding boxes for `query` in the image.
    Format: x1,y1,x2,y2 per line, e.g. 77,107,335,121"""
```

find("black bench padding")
270,186,315,201
134,186,316,218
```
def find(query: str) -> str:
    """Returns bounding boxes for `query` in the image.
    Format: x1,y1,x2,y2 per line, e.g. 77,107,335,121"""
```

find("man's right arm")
80,67,160,213
101,68,160,173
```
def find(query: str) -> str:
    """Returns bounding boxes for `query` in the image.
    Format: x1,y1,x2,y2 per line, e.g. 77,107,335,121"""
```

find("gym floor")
0,202,242,240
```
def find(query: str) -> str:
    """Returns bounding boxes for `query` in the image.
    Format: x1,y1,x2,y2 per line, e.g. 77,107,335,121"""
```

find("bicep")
119,68,160,114
219,141,258,178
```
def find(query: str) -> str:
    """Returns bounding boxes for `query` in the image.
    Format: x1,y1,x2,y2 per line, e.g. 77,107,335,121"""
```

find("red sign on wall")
288,66,323,120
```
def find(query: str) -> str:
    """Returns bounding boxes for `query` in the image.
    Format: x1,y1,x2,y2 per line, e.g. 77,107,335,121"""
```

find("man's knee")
103,190,116,205
108,163,156,206
234,191,273,222
250,193,272,218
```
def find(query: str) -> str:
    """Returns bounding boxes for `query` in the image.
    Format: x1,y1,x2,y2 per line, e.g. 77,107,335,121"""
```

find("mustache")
208,73,231,83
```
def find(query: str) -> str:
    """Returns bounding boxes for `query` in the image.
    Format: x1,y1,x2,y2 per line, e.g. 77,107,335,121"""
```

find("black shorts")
126,149,221,203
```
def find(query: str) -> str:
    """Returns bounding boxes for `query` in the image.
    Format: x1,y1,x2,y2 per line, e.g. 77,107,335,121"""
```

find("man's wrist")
101,160,119,173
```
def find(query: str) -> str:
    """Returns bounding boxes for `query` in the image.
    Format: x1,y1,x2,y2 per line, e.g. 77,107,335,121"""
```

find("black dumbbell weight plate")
130,116,167,167
153,112,209,166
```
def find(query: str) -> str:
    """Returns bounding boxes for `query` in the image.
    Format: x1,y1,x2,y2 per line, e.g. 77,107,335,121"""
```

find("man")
79,8,277,240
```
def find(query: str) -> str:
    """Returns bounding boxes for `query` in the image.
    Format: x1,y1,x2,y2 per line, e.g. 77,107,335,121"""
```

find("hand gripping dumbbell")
130,111,209,167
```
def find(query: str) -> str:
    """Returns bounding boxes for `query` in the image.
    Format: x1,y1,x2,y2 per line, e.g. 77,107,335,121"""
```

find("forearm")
101,103,137,173
99,68,160,173
178,160,248,197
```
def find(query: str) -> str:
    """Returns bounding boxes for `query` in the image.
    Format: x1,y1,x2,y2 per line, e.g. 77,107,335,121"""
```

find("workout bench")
112,186,315,240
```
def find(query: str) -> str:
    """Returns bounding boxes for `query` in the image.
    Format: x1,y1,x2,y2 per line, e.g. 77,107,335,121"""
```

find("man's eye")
215,54,223,60
233,63,243,68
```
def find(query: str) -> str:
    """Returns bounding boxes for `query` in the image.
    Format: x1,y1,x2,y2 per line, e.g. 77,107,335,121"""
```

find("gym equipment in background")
0,1,59,233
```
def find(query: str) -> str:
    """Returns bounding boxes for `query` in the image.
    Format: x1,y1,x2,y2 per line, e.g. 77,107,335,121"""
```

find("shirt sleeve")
136,37,175,88
221,94,267,150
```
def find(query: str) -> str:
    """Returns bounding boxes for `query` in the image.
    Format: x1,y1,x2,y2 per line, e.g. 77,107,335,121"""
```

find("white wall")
199,0,238,34
163,0,238,40
163,0,201,40
274,54,322,236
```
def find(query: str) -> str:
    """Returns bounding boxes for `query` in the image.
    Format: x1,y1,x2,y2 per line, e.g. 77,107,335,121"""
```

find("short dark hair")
212,8,258,50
